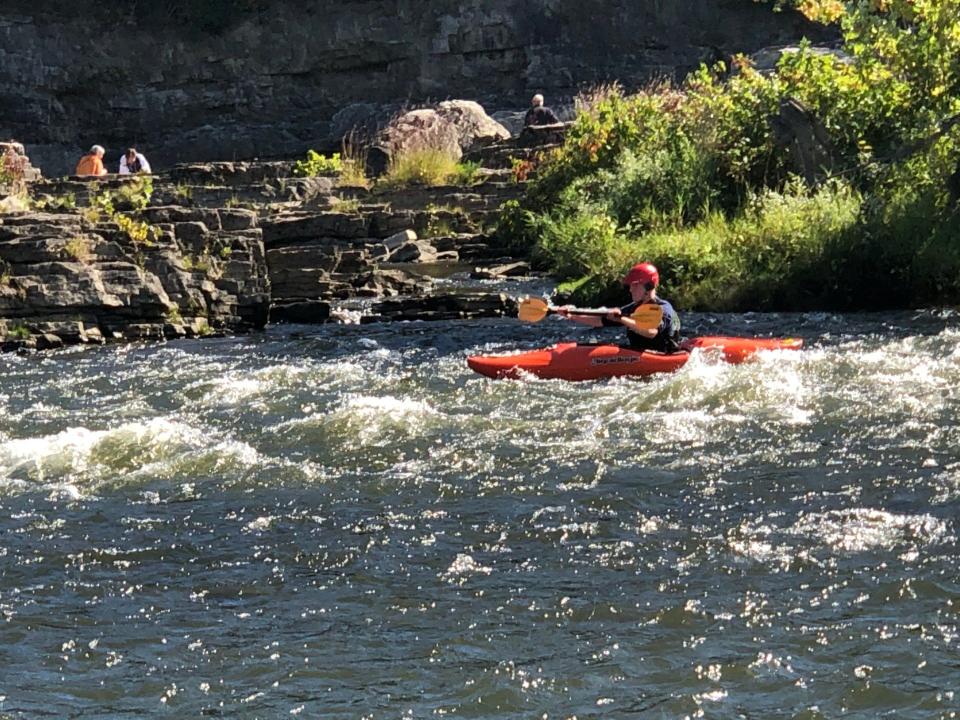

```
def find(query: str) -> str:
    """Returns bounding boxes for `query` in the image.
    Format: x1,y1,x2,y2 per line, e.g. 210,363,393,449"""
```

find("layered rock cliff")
0,182,271,350
0,0,828,175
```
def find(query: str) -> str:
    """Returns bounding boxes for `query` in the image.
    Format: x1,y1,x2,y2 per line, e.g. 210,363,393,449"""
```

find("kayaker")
557,262,682,352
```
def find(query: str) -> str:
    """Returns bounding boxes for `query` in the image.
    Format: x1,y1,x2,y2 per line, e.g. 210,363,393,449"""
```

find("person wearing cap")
557,262,682,352
524,93,561,127
118,147,152,175
75,145,108,177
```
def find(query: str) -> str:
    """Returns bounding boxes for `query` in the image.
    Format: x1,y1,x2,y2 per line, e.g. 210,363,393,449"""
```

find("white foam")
343,394,435,417
0,417,264,491
650,409,718,444
441,553,492,583
0,426,106,482
267,392,440,451
790,508,949,553
244,515,276,533
193,363,316,407
732,507,950,563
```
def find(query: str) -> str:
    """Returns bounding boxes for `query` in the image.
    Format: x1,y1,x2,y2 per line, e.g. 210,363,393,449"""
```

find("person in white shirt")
118,147,152,174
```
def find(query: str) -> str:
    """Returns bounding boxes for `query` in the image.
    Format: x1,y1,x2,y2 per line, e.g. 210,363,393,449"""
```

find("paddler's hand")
606,308,622,323
556,305,572,318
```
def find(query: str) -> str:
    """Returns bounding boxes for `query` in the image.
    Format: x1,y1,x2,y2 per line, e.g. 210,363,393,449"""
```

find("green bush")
452,160,482,185
293,150,343,177
500,0,960,311
6,323,30,340
338,159,368,187
844,140,960,306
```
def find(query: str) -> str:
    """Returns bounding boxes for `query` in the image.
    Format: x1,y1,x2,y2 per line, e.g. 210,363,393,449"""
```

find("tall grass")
338,130,370,188
383,147,460,187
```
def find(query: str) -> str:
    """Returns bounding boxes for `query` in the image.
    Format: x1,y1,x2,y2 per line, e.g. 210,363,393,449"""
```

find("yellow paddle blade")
629,303,663,330
517,297,550,322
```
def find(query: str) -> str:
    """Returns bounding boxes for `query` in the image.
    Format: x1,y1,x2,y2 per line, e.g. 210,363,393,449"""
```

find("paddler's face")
629,281,651,302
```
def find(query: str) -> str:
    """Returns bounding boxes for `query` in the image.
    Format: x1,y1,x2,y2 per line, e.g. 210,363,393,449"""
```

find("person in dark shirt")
557,262,682,352
524,93,561,126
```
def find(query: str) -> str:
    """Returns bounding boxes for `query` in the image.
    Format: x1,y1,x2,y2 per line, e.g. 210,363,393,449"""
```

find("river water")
1,309,959,718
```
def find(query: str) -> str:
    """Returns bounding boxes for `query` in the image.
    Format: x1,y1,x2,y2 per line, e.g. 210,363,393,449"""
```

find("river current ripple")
1,310,960,718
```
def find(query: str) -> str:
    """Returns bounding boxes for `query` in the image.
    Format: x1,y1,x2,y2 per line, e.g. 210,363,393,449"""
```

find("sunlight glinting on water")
1,314,959,717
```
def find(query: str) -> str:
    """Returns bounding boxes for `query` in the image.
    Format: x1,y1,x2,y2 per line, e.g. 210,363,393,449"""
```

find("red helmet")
623,262,659,288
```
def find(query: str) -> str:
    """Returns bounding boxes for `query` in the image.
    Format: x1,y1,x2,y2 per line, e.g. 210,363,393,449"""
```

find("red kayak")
467,336,803,381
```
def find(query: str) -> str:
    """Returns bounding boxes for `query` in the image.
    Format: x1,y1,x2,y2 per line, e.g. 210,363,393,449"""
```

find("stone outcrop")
0,202,269,350
364,292,517,323
1,118,547,349
261,163,526,316
0,0,830,176
367,109,465,177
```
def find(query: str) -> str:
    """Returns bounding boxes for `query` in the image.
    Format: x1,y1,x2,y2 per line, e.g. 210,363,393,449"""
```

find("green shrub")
337,131,370,187
842,140,960,307
559,180,862,310
338,158,369,187
64,236,93,262
6,323,30,340
85,182,157,248
293,150,343,177
114,176,153,212
452,161,482,185
33,192,77,212
494,199,542,256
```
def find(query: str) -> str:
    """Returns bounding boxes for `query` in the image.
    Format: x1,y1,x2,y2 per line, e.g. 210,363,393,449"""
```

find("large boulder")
367,100,511,176
329,102,403,146
368,108,463,176
435,100,511,151
381,109,462,159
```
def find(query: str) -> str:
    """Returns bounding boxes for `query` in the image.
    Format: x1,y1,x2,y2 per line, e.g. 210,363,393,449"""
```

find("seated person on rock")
523,93,561,127
119,147,152,175
557,262,682,352
75,145,108,177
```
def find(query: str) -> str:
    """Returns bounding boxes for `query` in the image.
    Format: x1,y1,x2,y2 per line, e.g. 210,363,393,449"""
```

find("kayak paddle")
517,297,663,330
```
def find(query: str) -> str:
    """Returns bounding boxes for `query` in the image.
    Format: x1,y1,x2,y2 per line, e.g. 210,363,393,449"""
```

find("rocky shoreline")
0,121,554,352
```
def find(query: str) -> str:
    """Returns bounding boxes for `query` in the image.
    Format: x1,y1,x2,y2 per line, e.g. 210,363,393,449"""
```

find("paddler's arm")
555,305,604,327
